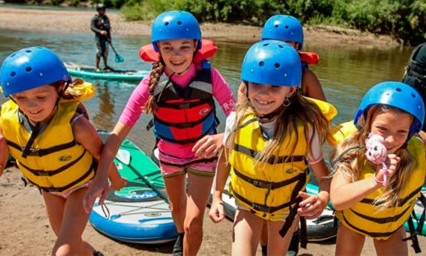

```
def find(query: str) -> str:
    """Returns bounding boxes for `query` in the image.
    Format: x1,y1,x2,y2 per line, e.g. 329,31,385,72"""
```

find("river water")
0,28,415,155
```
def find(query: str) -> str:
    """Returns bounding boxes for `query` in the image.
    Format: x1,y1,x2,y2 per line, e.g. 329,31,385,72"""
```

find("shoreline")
0,6,401,48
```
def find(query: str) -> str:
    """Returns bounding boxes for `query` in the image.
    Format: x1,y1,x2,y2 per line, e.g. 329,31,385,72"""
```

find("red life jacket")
151,63,218,144
139,39,218,66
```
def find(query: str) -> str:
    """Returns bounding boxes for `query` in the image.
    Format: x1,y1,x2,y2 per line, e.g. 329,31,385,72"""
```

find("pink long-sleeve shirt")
119,63,236,158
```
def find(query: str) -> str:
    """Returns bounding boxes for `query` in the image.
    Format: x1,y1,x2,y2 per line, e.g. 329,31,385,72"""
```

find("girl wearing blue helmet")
238,15,326,107
330,81,425,255
209,40,332,255
0,46,125,256
96,10,236,255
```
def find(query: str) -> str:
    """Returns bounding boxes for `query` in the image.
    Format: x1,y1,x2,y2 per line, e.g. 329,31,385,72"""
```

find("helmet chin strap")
258,105,286,123
21,87,64,158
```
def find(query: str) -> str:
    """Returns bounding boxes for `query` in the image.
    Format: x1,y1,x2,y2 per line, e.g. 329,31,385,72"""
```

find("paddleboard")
89,131,178,244
65,63,149,81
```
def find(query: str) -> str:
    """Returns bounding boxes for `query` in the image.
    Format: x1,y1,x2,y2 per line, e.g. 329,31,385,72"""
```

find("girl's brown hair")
144,61,164,114
331,105,417,209
226,86,330,167
52,78,86,100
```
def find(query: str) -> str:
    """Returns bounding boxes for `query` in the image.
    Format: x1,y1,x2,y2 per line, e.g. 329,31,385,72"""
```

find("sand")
0,6,422,256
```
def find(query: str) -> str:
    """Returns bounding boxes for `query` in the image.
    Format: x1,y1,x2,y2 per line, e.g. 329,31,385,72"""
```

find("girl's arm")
192,68,236,158
298,159,330,219
330,170,380,210
85,121,132,213
0,126,10,177
72,116,111,211
330,154,400,210
302,68,327,101
208,150,230,223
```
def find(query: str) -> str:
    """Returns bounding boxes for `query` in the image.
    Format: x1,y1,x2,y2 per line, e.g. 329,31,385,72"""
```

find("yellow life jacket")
229,112,310,220
335,137,426,239
0,99,96,194
327,120,358,147
304,96,337,121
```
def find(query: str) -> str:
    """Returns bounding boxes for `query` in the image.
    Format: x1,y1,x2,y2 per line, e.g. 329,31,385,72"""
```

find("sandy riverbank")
0,6,400,47
0,6,421,256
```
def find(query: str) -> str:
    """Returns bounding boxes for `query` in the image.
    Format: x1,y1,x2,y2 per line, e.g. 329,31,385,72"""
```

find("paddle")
108,41,124,63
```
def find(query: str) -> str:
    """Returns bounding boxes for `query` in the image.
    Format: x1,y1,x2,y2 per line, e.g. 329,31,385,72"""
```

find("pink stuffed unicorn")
365,133,389,185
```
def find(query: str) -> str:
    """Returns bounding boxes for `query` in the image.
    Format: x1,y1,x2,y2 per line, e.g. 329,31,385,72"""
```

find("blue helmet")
354,81,425,138
241,40,301,87
261,15,304,50
151,10,202,52
0,46,71,97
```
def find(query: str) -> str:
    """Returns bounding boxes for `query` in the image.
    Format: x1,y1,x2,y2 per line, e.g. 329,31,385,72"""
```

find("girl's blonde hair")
226,86,330,166
52,78,86,100
331,104,417,209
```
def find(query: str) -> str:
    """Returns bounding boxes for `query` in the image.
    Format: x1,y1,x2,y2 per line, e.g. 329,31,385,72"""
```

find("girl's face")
13,84,59,124
370,110,413,154
247,82,296,116
157,39,197,75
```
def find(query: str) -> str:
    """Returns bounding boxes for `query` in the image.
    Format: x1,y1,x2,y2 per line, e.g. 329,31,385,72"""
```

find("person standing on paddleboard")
90,3,112,72
95,10,236,256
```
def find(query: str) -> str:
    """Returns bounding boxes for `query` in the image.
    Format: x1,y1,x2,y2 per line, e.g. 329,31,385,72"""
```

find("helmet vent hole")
395,87,402,92
274,24,279,28
263,43,269,47
285,25,289,29
177,21,182,25
10,54,16,58
25,67,32,72
11,71,16,77
259,61,265,67
25,50,32,53
275,63,280,68
278,44,283,48
411,93,416,98
165,22,169,26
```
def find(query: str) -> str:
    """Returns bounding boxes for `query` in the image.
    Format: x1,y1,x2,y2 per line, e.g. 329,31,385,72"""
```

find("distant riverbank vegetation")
5,0,425,45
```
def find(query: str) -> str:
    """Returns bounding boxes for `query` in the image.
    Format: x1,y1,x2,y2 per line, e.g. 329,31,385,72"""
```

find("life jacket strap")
26,159,96,193
154,109,215,129
232,167,306,190
233,143,305,165
7,140,78,157
18,149,88,176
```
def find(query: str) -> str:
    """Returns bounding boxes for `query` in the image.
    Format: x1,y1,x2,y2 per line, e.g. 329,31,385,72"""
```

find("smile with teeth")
256,99,273,105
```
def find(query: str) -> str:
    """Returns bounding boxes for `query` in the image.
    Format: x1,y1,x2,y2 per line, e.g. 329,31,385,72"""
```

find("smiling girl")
96,10,235,256
330,81,425,255
0,46,125,256
209,40,332,255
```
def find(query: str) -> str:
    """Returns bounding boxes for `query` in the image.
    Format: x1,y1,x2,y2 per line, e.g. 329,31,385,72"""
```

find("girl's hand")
297,191,328,219
83,178,109,214
193,133,224,159
209,199,225,223
374,154,400,185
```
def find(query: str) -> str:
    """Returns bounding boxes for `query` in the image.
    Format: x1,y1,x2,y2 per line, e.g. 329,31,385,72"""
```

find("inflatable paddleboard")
89,131,178,244
65,63,149,81
207,174,337,242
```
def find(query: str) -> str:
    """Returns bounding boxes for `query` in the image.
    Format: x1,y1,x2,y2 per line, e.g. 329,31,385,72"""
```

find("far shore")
0,6,401,48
